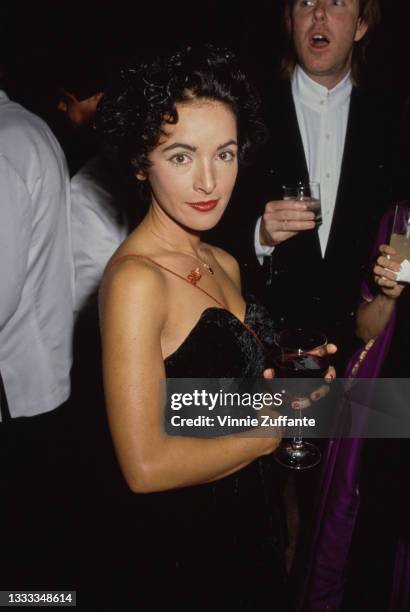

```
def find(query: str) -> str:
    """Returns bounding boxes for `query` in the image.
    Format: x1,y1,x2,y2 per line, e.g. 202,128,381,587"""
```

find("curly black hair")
95,44,266,204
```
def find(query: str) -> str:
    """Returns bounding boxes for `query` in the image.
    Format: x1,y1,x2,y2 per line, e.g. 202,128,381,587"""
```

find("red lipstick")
187,199,219,212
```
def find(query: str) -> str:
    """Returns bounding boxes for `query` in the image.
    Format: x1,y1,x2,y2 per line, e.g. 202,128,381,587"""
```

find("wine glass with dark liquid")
273,328,329,470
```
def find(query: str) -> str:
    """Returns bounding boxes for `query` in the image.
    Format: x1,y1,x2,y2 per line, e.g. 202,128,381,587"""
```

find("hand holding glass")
272,328,329,470
282,182,322,227
390,202,410,264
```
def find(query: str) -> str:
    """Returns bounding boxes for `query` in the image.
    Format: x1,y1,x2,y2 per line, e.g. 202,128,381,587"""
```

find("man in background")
57,54,131,314
216,0,405,370
0,54,75,587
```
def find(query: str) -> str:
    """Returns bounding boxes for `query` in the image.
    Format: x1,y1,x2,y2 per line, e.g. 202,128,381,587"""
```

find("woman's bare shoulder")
103,253,164,286
100,254,168,323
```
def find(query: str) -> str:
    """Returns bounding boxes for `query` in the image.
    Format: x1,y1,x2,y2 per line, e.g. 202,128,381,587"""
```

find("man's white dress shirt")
71,156,128,314
0,90,74,419
255,65,352,261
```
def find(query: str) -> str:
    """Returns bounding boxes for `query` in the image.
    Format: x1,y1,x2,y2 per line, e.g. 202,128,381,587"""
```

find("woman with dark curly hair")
96,45,333,610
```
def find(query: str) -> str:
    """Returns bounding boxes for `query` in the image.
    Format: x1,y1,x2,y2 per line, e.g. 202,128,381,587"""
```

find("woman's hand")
263,343,336,382
374,244,405,300
320,343,337,383
263,344,337,410
294,343,336,409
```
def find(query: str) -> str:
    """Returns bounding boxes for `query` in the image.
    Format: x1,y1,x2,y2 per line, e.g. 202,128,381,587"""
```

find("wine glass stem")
292,408,303,448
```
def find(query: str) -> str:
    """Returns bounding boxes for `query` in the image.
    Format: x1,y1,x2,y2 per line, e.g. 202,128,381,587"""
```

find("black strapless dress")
118,303,290,612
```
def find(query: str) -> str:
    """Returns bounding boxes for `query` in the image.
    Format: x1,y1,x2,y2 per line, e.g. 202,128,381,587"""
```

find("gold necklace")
149,229,214,284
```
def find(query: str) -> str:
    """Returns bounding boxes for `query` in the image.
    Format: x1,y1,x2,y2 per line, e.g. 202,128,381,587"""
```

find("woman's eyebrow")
162,142,196,152
162,139,238,153
217,139,238,149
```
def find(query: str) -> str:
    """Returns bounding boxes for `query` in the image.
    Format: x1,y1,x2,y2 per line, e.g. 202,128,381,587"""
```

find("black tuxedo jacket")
208,79,407,366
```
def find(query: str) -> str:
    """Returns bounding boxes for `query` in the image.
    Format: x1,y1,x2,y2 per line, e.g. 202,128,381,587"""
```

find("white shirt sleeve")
71,169,127,313
254,216,274,265
0,154,31,329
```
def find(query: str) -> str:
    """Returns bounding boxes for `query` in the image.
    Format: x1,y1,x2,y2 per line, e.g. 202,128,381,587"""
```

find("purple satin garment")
299,207,410,612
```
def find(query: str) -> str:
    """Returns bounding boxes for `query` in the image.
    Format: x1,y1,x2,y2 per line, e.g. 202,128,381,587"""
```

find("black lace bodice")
165,302,276,378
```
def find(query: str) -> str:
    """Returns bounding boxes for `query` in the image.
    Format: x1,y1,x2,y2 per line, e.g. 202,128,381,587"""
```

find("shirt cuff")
254,217,274,265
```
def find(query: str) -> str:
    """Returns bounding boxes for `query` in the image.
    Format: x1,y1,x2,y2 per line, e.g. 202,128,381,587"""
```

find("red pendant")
187,268,202,285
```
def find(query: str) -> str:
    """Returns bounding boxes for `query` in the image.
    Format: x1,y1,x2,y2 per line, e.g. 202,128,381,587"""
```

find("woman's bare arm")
356,245,404,342
356,295,397,343
100,260,279,494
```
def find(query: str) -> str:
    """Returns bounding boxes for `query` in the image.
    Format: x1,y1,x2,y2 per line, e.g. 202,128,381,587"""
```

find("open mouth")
310,34,330,49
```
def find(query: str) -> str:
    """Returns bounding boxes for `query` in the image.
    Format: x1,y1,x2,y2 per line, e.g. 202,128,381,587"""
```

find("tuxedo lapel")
267,81,308,192
324,89,359,260
325,87,390,263
265,81,322,262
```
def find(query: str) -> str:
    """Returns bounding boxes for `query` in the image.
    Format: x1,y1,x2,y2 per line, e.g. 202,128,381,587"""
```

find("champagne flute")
273,328,328,470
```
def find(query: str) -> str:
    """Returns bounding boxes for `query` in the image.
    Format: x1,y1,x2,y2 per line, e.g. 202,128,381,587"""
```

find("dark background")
2,0,410,123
